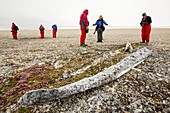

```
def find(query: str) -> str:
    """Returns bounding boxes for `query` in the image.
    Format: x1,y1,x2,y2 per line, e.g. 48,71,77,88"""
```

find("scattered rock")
54,60,63,69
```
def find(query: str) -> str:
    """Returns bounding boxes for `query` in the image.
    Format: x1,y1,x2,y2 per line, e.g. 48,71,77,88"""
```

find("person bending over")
140,13,152,43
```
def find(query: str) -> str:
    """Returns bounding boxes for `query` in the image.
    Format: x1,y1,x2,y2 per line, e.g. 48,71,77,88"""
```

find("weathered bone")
18,47,152,105
125,42,133,52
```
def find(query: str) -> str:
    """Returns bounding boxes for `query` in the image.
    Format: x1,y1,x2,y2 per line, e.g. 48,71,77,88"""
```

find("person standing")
93,15,108,43
52,24,57,38
39,25,45,39
11,23,19,40
140,13,152,43
79,9,89,47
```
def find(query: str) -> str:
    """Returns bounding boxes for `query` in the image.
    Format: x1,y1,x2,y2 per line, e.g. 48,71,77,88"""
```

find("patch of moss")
0,46,131,111
52,52,126,88
131,42,147,48
11,107,34,113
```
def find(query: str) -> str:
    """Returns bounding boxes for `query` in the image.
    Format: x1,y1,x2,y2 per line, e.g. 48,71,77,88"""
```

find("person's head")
142,13,147,19
99,15,103,20
83,9,89,15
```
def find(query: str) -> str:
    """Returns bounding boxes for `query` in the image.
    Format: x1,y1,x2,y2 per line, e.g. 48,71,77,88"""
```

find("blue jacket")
52,25,57,31
93,19,108,31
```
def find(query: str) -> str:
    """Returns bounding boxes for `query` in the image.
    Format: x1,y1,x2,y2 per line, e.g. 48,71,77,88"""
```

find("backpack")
14,26,19,30
39,27,44,31
97,20,105,31
102,26,105,31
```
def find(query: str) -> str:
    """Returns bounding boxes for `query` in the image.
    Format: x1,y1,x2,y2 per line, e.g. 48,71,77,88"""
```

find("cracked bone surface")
18,47,152,105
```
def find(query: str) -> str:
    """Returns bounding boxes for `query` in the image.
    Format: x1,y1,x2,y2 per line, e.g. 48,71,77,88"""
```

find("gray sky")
0,0,170,30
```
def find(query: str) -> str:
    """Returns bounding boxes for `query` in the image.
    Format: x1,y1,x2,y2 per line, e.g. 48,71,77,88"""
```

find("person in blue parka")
93,15,108,42
52,24,58,38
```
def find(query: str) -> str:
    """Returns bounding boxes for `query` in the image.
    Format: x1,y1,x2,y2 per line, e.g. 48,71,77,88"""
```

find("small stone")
156,73,162,77
162,100,166,104
97,101,102,106
108,87,115,94
54,60,63,69
6,108,11,113
82,51,88,55
38,62,45,66
132,68,142,72
146,86,149,89
134,109,142,113
139,105,143,109
158,78,163,81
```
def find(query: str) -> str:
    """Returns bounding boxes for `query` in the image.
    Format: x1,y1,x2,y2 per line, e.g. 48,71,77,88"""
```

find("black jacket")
140,16,152,27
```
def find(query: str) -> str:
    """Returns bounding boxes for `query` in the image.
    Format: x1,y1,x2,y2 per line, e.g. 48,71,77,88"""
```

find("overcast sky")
0,0,170,30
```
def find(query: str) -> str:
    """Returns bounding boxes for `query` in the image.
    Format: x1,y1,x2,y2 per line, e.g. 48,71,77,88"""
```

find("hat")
142,13,147,16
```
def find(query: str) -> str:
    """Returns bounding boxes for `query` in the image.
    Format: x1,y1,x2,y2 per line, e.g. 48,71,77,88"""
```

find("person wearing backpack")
79,9,89,47
39,25,45,39
52,24,57,38
11,23,19,40
93,15,108,43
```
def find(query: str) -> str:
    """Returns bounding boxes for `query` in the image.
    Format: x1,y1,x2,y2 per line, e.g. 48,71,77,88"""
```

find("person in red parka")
79,9,89,47
140,13,152,43
11,23,19,40
39,25,45,39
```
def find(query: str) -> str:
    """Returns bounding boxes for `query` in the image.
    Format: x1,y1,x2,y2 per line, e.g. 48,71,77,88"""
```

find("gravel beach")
0,28,169,112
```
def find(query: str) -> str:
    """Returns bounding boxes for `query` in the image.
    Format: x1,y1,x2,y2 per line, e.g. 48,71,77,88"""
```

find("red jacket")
79,9,89,30
39,25,45,31
11,23,17,32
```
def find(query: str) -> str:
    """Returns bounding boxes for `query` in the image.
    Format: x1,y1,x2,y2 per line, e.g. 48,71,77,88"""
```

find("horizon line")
1,26,170,31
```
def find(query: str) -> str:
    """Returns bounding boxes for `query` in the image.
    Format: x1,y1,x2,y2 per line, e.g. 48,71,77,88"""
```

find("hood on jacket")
83,9,88,15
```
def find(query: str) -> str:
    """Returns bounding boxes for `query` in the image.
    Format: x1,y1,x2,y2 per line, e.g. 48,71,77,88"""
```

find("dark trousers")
97,29,103,42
